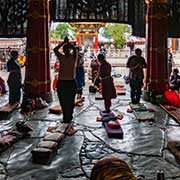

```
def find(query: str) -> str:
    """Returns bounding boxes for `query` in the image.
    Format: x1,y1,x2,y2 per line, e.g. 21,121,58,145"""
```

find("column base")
36,92,53,103
142,90,165,105
24,91,53,103
142,90,151,102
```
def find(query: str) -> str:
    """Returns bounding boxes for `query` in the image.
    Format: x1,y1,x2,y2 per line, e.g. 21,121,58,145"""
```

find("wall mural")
0,0,28,37
52,0,129,23
0,0,180,38
168,0,180,37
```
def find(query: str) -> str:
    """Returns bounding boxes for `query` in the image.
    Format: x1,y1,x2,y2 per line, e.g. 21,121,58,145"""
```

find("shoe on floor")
102,110,111,114
66,127,77,136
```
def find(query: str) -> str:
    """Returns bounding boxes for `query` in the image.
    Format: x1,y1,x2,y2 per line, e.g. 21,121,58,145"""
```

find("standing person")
90,54,100,87
169,68,180,91
168,48,174,77
126,48,147,104
97,54,116,113
0,76,7,95
7,50,22,106
53,36,78,127
76,46,85,100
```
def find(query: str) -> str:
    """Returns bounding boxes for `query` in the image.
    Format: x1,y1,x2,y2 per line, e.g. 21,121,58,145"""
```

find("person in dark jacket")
7,50,22,105
169,68,180,91
76,46,85,100
126,48,147,104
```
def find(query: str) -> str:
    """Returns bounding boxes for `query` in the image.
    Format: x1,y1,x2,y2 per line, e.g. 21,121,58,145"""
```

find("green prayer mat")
129,103,147,111
134,111,154,121
129,103,154,121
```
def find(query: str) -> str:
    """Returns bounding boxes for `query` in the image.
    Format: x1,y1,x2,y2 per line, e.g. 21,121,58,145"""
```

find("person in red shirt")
90,55,100,87
97,54,116,113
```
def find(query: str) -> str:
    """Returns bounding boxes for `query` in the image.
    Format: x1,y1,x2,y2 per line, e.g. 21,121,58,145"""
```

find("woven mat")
129,103,154,121
134,111,154,121
129,103,147,111
167,141,180,162
0,103,18,113
115,85,126,95
160,105,180,124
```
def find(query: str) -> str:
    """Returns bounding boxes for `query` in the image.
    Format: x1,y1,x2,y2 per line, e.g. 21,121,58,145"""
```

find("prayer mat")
54,122,77,136
32,147,54,165
115,85,126,95
0,130,24,154
0,103,18,114
43,132,65,143
49,100,83,114
75,98,84,106
96,113,123,122
134,111,155,122
95,93,103,100
99,111,117,122
49,105,62,114
160,105,180,124
167,141,180,162
129,103,147,111
32,132,65,164
98,111,123,139
104,121,123,139
37,141,58,153
32,122,76,164
129,103,155,121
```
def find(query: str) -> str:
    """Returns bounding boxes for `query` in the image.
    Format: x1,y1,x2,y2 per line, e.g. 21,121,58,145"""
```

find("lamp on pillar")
144,0,169,99
24,0,52,102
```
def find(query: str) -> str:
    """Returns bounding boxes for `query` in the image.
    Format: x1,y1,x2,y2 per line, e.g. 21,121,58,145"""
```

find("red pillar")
145,0,169,93
24,0,52,102
94,34,98,51
76,33,81,45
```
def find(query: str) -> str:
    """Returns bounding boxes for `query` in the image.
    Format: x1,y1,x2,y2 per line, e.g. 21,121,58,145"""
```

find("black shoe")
61,121,71,124
102,110,111,113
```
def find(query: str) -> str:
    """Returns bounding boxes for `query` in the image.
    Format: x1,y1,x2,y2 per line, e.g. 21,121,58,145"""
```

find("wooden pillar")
76,32,81,46
172,38,177,53
145,0,169,93
94,33,99,51
24,0,52,102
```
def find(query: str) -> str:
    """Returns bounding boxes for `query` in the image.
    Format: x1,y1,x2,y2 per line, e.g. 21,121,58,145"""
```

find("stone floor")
0,76,180,180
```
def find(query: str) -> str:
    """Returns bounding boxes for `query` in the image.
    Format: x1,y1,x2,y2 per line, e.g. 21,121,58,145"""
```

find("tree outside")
50,23,76,40
104,24,129,49
50,22,130,49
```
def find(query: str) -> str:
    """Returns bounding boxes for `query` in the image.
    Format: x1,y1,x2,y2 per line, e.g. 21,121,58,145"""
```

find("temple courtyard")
0,65,180,180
